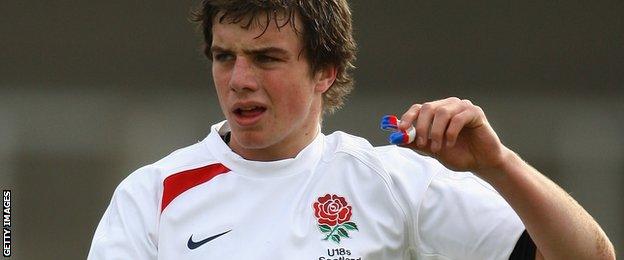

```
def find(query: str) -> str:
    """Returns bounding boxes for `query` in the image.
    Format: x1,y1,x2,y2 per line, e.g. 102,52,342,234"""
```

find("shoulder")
323,131,376,163
114,138,220,200
323,131,443,176
155,140,218,171
323,131,442,195
374,144,444,173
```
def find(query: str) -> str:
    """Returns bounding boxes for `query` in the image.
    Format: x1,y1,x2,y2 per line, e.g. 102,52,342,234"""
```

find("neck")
228,104,323,161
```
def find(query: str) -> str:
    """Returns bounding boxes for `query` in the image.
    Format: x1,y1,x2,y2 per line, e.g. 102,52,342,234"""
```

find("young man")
88,1,615,259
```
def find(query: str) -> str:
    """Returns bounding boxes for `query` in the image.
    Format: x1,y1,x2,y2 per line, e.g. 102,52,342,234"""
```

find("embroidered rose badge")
313,194,359,243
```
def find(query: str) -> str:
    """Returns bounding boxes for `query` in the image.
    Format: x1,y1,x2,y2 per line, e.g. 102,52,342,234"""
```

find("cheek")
213,72,234,107
262,68,317,117
279,89,311,118
281,80,315,106
264,77,307,107
213,68,230,91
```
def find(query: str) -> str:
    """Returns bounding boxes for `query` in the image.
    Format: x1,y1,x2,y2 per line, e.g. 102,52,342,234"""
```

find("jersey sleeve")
378,146,525,260
87,166,160,260
416,167,525,260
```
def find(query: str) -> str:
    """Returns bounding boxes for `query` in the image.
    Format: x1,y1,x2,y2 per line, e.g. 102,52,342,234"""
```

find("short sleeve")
87,166,160,260
416,168,525,260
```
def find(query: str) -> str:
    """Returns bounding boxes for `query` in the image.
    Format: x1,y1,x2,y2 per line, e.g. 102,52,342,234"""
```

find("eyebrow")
210,45,289,57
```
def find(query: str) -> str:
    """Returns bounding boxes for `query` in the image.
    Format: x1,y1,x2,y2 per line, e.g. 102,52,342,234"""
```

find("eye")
255,54,279,63
213,52,234,62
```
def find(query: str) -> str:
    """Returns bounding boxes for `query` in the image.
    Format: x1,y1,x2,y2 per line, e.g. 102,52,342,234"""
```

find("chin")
231,130,275,150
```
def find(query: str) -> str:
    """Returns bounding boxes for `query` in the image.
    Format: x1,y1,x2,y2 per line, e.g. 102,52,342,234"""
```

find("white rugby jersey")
88,121,525,260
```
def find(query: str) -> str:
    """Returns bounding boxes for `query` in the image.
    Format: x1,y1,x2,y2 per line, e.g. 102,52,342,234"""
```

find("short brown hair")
191,0,357,114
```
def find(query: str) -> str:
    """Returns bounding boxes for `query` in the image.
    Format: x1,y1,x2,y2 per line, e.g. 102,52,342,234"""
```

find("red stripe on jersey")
161,163,230,212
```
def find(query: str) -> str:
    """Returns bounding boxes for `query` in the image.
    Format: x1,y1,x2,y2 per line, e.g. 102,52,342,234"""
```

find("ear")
313,65,337,94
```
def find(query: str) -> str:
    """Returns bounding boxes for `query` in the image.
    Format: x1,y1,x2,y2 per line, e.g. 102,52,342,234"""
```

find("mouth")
231,104,267,126
234,106,266,116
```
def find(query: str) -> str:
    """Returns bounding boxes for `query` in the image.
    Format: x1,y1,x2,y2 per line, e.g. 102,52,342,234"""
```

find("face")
210,12,336,161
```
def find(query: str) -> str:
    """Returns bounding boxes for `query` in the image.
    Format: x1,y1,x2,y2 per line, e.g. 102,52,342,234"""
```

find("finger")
429,105,457,153
401,97,464,148
413,98,456,147
399,104,421,130
413,102,434,147
445,110,475,148
429,99,469,152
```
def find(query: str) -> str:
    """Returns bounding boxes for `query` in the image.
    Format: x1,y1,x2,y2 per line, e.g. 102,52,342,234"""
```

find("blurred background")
1,0,622,259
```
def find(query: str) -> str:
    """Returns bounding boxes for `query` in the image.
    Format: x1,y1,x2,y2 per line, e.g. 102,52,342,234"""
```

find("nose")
228,57,258,93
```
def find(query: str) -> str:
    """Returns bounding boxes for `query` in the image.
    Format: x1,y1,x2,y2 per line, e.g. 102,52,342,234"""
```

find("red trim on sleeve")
161,163,230,212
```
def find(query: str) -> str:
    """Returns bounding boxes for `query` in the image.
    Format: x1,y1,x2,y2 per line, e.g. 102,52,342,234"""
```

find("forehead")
211,10,304,49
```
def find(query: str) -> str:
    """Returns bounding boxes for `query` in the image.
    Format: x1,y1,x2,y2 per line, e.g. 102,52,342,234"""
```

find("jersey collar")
204,120,325,178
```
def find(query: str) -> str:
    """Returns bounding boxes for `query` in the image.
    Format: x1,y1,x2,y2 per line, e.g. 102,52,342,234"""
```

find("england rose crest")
313,194,359,243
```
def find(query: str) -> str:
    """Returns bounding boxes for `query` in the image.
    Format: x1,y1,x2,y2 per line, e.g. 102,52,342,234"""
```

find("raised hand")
393,97,510,174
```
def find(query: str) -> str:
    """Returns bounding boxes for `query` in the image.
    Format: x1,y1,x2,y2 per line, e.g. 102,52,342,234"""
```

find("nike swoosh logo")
187,230,231,250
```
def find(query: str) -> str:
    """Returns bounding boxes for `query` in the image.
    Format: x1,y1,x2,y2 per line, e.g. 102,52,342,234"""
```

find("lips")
234,106,266,117
231,103,267,126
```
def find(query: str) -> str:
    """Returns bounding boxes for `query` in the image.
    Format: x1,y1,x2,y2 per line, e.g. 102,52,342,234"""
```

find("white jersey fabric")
88,121,525,260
